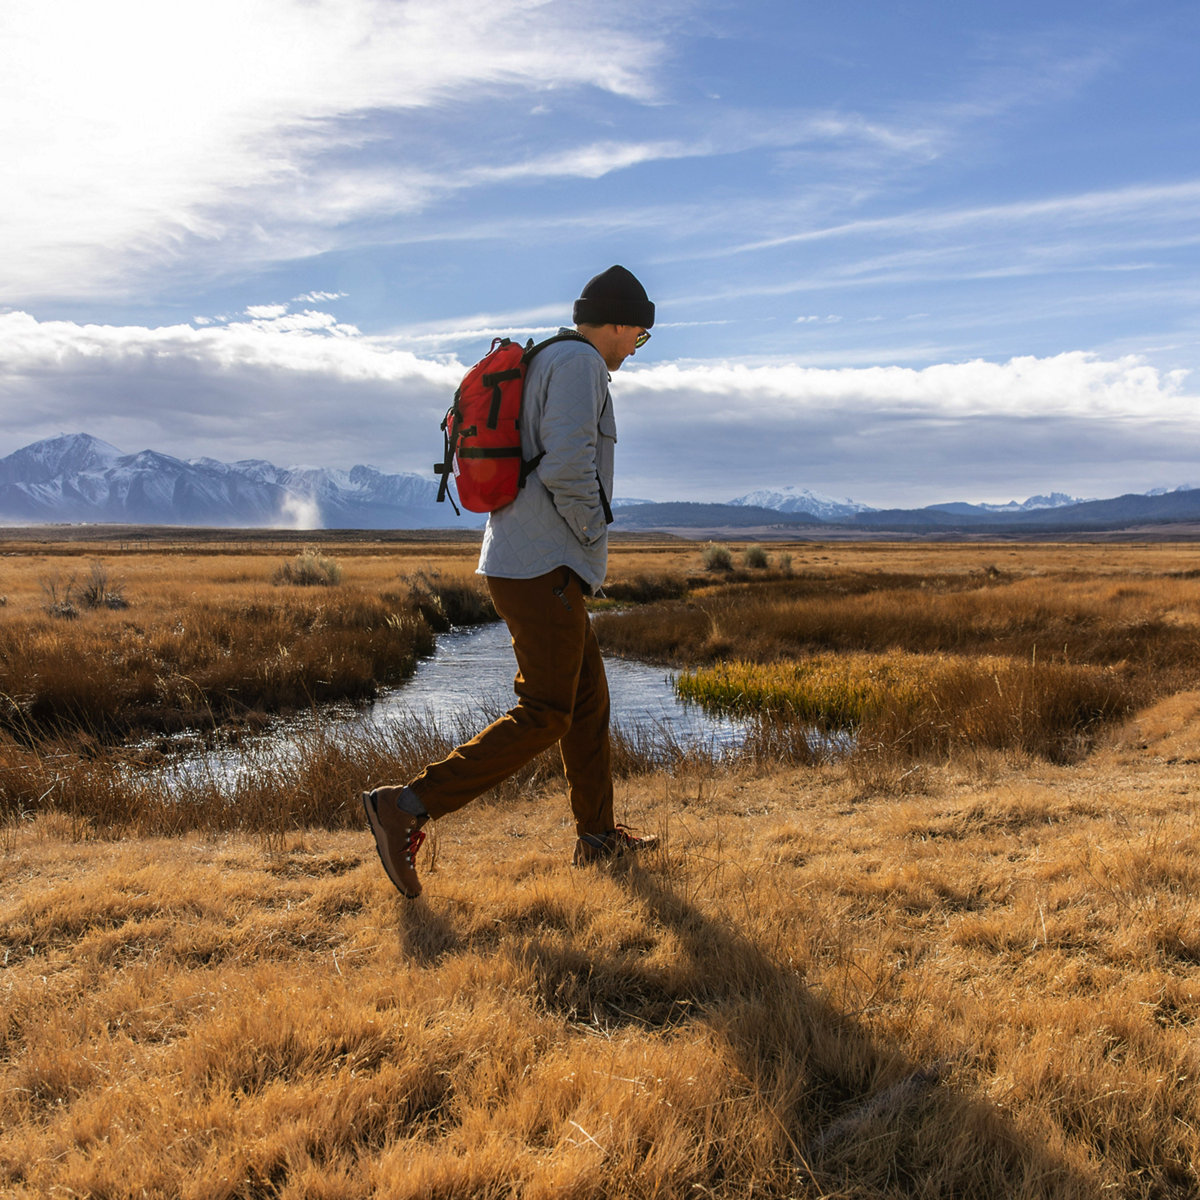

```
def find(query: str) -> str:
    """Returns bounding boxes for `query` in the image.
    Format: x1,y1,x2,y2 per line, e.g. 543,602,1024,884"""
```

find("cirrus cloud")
0,0,671,303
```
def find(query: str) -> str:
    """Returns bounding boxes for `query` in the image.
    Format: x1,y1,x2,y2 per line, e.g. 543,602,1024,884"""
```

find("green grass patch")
677,651,1136,761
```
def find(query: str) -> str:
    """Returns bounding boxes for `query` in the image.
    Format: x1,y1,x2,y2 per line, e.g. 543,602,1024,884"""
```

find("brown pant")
406,567,614,838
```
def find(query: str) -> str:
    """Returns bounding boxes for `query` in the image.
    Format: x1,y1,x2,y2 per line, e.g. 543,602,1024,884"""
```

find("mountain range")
3,433,1200,535
0,433,477,530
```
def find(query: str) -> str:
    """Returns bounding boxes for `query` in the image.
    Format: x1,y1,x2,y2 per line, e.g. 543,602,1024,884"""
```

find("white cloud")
375,304,570,348
612,353,1199,502
0,309,462,468
1,310,1197,505
0,0,669,302
622,353,1193,420
293,291,348,304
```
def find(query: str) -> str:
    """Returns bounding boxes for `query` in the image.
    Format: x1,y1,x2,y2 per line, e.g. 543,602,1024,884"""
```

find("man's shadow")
502,858,1100,1198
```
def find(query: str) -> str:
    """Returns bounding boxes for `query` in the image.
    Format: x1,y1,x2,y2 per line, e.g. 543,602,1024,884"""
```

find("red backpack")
435,331,591,514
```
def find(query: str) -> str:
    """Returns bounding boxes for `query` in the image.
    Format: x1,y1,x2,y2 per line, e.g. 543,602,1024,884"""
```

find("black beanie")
573,265,655,329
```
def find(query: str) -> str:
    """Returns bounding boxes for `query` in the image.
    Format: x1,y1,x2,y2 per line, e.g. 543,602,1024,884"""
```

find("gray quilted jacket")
477,331,615,593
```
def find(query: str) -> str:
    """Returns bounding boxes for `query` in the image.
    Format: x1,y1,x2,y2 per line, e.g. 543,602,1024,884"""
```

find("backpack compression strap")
434,402,462,514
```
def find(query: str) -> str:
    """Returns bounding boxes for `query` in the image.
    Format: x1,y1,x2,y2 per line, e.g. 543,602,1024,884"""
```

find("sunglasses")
634,329,651,349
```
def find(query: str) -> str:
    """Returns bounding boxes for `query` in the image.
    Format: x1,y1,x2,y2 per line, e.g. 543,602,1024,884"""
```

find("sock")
395,786,429,819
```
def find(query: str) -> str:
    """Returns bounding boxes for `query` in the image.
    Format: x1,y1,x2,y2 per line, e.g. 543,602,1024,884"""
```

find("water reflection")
370,620,752,749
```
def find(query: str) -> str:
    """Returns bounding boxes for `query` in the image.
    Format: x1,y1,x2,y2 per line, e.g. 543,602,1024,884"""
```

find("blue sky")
2,0,1198,508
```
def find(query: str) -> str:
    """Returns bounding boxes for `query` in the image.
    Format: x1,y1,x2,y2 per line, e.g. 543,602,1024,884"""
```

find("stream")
162,620,753,789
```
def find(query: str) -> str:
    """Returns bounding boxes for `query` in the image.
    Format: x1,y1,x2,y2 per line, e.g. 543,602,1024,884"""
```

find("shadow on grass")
397,899,461,966
511,858,1094,1198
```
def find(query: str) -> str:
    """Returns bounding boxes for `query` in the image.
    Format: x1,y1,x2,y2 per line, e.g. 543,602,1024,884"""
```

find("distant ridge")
616,491,1200,535
615,501,825,530
847,490,1200,531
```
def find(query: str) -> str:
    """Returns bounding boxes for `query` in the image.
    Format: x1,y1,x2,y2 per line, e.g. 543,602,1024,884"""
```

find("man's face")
608,324,648,371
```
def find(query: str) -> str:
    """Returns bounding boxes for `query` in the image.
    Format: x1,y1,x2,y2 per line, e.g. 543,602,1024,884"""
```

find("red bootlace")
405,828,427,862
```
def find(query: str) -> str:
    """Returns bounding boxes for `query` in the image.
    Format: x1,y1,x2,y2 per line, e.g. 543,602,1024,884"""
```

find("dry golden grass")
0,534,704,741
4,709,1200,1197
4,537,1200,1196
0,549,502,742
597,565,1200,673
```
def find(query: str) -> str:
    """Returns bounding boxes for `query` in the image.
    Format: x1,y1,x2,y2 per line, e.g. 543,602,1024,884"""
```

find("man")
363,265,658,899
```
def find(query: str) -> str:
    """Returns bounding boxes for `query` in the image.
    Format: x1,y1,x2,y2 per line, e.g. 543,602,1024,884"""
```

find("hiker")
363,265,659,898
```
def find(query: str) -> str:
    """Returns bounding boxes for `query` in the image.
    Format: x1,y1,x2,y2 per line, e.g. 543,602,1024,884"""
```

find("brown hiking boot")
573,824,659,866
363,789,428,899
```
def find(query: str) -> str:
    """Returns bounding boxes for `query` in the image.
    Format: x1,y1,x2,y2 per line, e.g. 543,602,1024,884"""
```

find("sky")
2,0,1199,508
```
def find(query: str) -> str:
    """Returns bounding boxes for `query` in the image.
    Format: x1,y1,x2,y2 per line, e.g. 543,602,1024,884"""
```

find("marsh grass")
597,566,1200,768
598,572,691,605
594,569,1200,675
0,570,495,743
678,651,1134,762
0,703,748,838
402,570,498,630
1,593,435,740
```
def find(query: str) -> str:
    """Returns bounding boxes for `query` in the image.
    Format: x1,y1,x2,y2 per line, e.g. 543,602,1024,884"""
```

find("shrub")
702,543,733,572
79,561,129,610
272,549,343,587
743,545,769,569
40,574,78,620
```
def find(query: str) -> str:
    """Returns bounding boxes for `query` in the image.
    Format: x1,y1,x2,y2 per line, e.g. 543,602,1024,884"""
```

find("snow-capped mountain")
925,491,1093,516
1003,492,1089,511
0,434,477,529
731,486,1093,520
728,486,877,521
1146,484,1200,497
0,432,124,483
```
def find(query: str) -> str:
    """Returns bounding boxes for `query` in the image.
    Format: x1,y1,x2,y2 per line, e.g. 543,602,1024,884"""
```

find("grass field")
3,534,1200,1197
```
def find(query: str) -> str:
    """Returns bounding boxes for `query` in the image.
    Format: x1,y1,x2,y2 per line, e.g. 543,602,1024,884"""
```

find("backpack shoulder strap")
522,329,596,365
